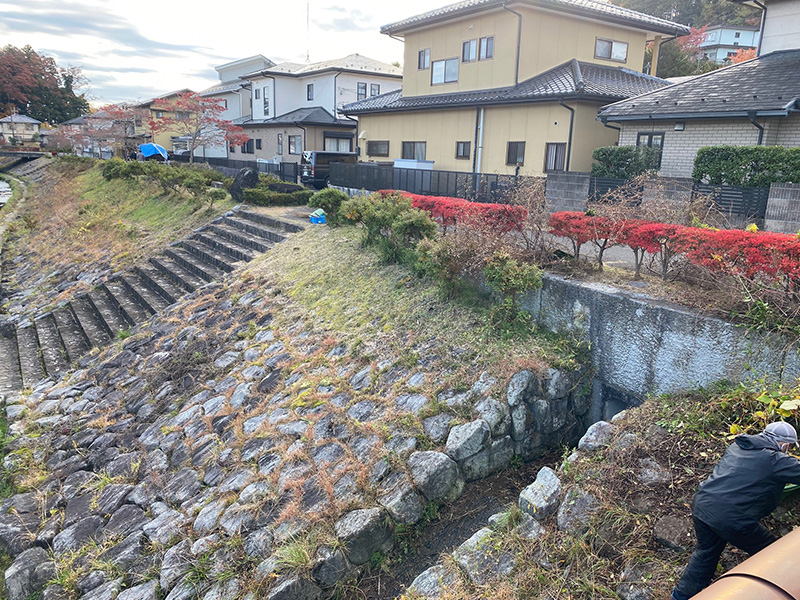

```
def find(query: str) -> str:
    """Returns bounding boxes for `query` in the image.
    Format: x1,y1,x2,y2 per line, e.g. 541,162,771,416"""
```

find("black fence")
171,154,298,183
589,177,629,201
694,183,770,226
330,162,536,203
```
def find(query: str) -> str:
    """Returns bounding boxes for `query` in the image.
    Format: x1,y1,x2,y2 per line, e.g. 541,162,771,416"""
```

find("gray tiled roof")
381,0,689,36
0,114,41,124
342,60,669,114
243,54,402,79
599,49,800,120
199,80,248,96
240,107,355,128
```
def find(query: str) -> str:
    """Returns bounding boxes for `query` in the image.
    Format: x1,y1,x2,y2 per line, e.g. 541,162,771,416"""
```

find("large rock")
310,546,352,588
474,397,511,437
452,528,516,586
5,547,50,600
377,473,424,525
519,467,561,520
117,580,158,600
52,516,103,555
637,458,671,486
445,420,490,462
653,515,693,551
334,508,393,566
556,488,598,534
578,421,614,452
266,575,322,600
616,562,656,600
506,370,535,407
229,168,259,201
408,564,460,598
408,451,464,503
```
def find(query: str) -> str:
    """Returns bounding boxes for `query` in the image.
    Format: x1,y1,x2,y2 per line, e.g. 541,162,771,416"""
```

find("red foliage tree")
148,92,249,163
549,212,594,260
730,47,757,64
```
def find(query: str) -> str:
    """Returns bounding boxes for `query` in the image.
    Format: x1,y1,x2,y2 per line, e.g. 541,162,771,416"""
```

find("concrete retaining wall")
545,172,590,213
521,275,800,403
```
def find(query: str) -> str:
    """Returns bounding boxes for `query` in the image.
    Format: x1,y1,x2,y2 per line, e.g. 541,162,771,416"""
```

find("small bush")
309,188,350,225
693,145,800,187
590,146,661,179
484,250,543,336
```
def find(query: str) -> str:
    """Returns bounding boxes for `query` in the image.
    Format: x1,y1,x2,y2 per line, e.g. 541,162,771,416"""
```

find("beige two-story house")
342,0,688,176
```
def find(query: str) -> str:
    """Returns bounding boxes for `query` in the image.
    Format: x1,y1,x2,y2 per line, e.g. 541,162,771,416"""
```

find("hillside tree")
0,45,89,123
148,92,249,163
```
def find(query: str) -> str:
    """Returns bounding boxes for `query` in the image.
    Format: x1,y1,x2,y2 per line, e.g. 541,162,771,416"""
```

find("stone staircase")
0,208,303,393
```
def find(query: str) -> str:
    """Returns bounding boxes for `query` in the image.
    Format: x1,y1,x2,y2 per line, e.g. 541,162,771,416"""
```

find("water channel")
0,180,11,207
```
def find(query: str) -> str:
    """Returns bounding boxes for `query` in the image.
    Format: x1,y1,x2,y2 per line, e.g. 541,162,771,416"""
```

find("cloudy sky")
1,0,437,106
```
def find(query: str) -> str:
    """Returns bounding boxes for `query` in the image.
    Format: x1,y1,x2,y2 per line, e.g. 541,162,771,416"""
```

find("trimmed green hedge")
590,146,661,179
242,188,313,206
692,146,800,187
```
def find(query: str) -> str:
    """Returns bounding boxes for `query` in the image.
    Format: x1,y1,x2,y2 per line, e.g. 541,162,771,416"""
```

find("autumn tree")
148,92,249,163
730,47,757,63
644,26,723,77
0,45,89,123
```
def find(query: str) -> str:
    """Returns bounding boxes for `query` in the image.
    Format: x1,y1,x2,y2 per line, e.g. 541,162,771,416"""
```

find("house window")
506,141,526,166
462,39,477,62
229,145,235,153
324,136,352,152
241,139,254,154
432,58,458,84
479,36,494,60
455,141,471,159
221,99,227,109
264,97,270,116
418,48,431,70
288,135,302,154
277,133,283,155
735,31,741,38
255,88,260,100
176,111,189,120
256,139,262,150
370,84,380,97
401,141,426,160
357,82,367,100
307,84,314,101
544,142,566,171
636,132,664,168
155,111,164,119
367,140,389,157
595,38,628,62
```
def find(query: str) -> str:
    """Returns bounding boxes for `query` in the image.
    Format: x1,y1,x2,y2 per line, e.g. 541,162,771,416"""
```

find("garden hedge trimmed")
693,146,800,187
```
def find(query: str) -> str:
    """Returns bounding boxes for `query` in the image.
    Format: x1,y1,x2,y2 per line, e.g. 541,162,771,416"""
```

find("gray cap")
765,422,799,448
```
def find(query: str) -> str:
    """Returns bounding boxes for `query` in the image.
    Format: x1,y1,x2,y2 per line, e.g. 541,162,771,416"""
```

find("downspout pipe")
475,107,485,177
600,117,621,134
753,0,767,56
502,4,523,85
559,96,576,172
748,111,764,145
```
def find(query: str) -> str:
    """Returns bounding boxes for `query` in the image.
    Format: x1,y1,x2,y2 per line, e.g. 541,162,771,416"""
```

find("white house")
236,54,402,163
699,25,759,62
195,55,275,158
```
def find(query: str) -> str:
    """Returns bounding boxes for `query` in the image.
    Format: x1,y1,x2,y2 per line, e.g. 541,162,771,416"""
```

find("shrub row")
377,190,528,232
693,146,800,187
101,157,225,193
591,146,661,179
550,211,800,287
242,188,313,206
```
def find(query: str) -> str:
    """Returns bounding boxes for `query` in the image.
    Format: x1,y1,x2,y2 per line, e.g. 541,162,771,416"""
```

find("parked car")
300,151,357,189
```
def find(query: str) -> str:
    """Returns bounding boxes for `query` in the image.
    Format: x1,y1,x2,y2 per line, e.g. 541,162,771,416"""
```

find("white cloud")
1,0,436,106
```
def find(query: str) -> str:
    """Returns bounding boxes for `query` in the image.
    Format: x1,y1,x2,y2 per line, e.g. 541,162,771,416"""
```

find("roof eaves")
600,109,792,121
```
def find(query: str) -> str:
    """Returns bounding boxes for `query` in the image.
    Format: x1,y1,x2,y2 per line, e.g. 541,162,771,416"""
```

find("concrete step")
102,280,151,326
235,210,303,233
206,223,274,253
0,331,22,393
119,274,170,314
192,230,255,263
135,265,184,305
51,307,90,363
149,257,204,293
16,325,46,389
222,215,287,244
69,295,111,349
86,289,130,335
179,239,237,273
163,247,225,283
35,314,69,379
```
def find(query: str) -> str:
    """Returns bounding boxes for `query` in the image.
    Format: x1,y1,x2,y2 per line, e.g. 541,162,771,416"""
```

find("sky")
1,0,438,107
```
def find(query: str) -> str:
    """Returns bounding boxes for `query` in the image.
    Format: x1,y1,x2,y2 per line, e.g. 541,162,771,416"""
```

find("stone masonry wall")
765,183,800,234
544,172,590,213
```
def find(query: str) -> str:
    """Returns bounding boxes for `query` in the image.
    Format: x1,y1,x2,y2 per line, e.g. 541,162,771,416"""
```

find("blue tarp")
138,143,168,160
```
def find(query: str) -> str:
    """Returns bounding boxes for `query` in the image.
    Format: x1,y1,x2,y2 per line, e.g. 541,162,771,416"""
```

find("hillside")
0,164,798,600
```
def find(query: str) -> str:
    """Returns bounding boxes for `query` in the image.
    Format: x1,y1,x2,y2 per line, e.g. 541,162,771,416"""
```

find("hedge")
590,146,661,179
379,190,528,232
692,146,800,187
242,188,313,206
549,210,800,287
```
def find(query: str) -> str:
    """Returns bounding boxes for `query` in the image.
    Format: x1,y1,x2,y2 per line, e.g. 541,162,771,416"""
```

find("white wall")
761,0,800,53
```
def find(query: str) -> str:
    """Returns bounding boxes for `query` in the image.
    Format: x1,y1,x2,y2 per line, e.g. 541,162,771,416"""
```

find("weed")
116,329,131,340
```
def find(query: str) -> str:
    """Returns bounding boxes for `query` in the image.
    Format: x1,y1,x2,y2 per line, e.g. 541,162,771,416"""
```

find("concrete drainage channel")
0,207,302,394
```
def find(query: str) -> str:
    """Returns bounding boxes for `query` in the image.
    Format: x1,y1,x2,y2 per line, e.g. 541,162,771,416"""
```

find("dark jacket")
693,433,800,531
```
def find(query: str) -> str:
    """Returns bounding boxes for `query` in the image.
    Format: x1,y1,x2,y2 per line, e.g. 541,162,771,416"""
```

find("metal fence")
588,177,629,201
694,183,770,226
171,155,298,183
330,162,537,203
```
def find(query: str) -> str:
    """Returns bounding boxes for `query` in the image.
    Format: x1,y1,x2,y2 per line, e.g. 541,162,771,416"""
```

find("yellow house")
343,0,689,176
135,89,194,151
